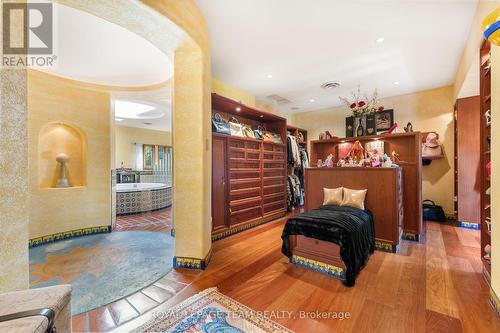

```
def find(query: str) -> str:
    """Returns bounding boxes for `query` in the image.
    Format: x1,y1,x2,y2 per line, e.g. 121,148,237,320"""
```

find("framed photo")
376,109,394,131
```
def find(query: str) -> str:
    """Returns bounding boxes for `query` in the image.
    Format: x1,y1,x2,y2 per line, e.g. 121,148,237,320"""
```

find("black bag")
423,200,446,222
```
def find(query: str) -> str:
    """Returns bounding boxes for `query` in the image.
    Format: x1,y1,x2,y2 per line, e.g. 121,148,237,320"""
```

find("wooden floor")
115,216,500,333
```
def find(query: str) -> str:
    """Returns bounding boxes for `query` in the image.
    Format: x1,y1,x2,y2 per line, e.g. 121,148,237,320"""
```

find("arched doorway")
0,0,212,301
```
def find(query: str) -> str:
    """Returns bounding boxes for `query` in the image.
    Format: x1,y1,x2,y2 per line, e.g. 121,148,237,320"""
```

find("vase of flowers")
340,86,385,136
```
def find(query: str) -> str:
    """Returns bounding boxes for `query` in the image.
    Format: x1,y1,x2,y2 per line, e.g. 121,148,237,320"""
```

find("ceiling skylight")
114,101,156,119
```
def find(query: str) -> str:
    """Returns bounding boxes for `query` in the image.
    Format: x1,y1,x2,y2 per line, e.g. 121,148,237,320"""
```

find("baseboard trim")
457,221,480,230
212,212,285,242
29,225,112,248
290,254,346,281
173,248,212,270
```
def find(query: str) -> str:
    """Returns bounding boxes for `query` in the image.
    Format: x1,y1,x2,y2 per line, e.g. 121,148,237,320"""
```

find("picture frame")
376,109,394,131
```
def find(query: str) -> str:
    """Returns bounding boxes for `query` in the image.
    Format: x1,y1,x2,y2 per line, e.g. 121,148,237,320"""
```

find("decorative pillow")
341,188,367,210
323,187,343,206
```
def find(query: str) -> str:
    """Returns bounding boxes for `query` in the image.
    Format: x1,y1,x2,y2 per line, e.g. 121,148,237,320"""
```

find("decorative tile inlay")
173,249,212,270
290,255,346,280
457,221,480,230
375,240,397,253
117,187,172,215
29,225,111,247
212,213,285,241
402,231,420,242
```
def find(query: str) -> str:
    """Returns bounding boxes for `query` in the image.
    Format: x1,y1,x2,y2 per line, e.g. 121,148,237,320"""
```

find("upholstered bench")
0,285,72,333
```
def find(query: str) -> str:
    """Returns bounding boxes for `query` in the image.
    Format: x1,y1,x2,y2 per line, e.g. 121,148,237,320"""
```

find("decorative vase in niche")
56,153,70,188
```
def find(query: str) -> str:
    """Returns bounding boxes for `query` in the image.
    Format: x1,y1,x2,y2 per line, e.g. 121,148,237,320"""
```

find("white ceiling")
112,87,172,132
37,3,172,87
196,0,478,115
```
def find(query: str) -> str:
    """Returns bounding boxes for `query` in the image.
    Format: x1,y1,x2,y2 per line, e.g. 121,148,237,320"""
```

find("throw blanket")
281,205,375,287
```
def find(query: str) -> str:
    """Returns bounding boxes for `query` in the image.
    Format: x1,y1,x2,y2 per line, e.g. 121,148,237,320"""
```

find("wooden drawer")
230,206,262,225
230,188,261,202
229,160,260,170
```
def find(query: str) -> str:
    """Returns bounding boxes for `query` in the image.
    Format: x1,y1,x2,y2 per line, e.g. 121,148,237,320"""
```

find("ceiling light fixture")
260,115,264,118
115,118,124,122
115,100,155,119
394,81,400,85
143,122,152,125
267,74,273,79
236,107,241,112
376,37,385,43
310,99,315,103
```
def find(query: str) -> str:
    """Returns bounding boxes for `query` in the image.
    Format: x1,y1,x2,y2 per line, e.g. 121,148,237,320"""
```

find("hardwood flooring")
113,216,499,333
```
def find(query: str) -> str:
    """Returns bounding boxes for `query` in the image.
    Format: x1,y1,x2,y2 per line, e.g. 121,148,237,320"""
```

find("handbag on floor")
229,117,244,137
423,200,446,222
212,113,230,135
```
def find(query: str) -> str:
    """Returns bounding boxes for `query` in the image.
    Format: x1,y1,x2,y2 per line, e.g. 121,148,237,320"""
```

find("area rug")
134,288,293,333
29,231,174,315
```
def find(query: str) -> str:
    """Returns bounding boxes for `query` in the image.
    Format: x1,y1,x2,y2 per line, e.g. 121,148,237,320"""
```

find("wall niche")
38,123,87,188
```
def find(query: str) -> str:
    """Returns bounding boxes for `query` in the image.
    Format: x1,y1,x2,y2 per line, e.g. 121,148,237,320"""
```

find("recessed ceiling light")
236,107,241,112
394,81,400,85
376,37,385,43
115,118,124,122
143,122,152,125
267,74,273,79
260,115,264,118
291,106,300,111
310,99,315,103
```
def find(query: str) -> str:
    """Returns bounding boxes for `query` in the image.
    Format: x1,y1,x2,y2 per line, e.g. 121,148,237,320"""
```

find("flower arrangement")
339,86,384,117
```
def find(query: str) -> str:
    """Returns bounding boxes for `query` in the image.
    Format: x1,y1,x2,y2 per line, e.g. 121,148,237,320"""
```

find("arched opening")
21,0,212,321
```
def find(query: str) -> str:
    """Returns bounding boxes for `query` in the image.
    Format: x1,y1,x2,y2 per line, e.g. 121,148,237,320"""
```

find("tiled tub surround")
116,183,172,215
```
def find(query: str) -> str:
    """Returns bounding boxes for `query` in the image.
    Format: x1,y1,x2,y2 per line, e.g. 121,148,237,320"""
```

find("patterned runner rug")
134,288,293,333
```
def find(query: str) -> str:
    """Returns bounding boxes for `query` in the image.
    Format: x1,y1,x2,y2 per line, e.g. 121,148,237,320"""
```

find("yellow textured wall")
491,45,500,299
115,125,171,168
293,86,455,215
143,0,213,259
453,0,500,98
28,70,112,239
0,0,29,292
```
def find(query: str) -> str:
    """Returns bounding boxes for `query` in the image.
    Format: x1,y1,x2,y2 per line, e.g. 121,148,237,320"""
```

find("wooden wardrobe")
455,96,481,226
211,94,287,239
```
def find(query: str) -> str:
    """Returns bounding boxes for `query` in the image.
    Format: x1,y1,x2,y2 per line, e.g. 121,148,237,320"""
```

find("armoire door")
456,96,481,225
212,135,228,232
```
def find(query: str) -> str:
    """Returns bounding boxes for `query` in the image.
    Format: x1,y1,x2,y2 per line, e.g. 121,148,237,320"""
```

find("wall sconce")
483,8,500,46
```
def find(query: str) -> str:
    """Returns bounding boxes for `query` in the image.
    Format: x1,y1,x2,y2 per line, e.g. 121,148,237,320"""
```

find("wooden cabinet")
212,135,228,232
309,132,422,240
211,94,287,239
304,167,403,250
480,40,491,273
455,96,481,226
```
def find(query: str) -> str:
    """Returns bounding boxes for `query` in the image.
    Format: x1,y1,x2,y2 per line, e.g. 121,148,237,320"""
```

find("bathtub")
116,183,172,215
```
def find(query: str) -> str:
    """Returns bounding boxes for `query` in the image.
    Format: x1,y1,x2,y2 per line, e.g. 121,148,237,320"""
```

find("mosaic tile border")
212,212,285,242
457,221,480,230
173,249,212,270
401,231,420,242
116,187,172,215
29,225,112,248
290,255,346,280
375,240,397,253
